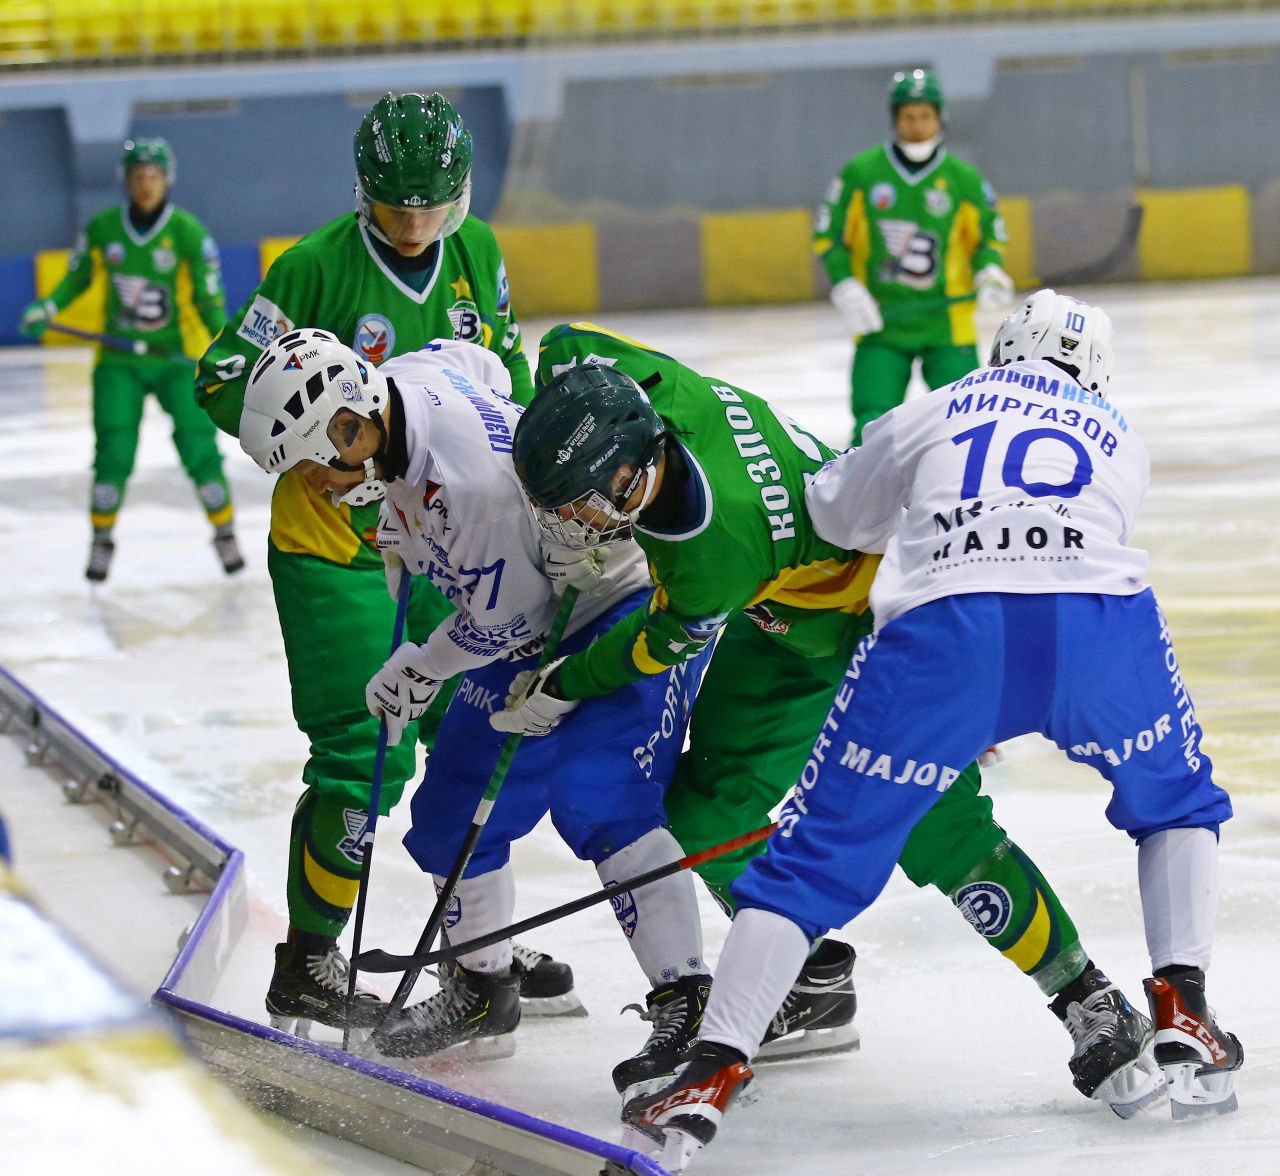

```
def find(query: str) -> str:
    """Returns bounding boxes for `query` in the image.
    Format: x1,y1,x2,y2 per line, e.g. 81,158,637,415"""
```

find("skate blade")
520,991,589,1018
755,1022,860,1063
1164,1063,1239,1119
658,1126,707,1173
1095,1050,1167,1119
268,1014,313,1040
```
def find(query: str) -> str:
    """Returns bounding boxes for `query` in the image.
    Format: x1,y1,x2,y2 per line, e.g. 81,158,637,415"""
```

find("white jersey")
378,340,650,682
806,358,1150,628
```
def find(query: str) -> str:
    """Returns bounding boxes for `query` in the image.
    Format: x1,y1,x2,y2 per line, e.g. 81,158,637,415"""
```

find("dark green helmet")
122,137,175,184
354,92,473,209
889,69,944,117
514,365,667,549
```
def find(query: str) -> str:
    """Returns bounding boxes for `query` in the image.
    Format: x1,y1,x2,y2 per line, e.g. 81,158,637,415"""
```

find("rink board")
0,664,666,1176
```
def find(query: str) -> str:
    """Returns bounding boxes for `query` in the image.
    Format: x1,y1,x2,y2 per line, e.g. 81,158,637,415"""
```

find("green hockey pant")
90,357,232,530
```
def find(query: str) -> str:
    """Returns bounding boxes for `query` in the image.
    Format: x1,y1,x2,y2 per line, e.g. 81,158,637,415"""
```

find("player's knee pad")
947,838,1086,994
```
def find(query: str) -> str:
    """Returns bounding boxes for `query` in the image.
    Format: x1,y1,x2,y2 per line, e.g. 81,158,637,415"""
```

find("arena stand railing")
0,1,1252,70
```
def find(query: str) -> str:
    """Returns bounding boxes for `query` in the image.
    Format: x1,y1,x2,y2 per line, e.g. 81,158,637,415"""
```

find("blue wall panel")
0,255,36,346
0,110,76,253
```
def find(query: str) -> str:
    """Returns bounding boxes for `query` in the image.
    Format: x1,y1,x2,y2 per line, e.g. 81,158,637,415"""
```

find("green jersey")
196,213,531,569
813,145,1006,348
47,202,226,355
537,323,879,701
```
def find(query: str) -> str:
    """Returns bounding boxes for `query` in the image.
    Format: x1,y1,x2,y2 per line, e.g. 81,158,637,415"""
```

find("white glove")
830,277,883,337
974,264,1016,312
365,644,442,746
541,540,608,594
489,657,578,736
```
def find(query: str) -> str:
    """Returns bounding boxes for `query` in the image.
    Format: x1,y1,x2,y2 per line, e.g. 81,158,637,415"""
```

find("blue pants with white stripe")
404,590,712,877
732,590,1232,941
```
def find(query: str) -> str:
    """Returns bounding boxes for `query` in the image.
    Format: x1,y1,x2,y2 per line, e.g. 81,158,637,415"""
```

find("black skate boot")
371,965,521,1060
1144,966,1243,1119
512,941,586,1016
213,530,245,575
1050,965,1165,1118
264,931,383,1038
622,1041,754,1174
85,535,115,583
612,974,711,1103
757,937,858,1061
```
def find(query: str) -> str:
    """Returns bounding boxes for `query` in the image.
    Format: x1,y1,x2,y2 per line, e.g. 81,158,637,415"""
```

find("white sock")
434,864,515,974
596,828,706,986
701,907,810,1061
1138,826,1218,972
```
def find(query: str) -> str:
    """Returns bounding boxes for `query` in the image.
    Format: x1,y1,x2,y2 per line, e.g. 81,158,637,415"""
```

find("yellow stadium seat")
398,0,444,43
484,0,531,39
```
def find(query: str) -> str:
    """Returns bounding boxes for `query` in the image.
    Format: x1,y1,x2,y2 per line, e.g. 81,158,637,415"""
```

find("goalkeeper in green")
814,69,1016,443
20,138,241,582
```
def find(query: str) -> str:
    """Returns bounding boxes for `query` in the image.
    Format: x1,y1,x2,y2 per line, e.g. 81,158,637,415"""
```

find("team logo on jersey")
448,298,482,343
870,182,896,210
744,602,791,635
925,187,952,218
954,882,1012,938
337,808,368,864
354,313,395,364
105,242,126,265
151,247,176,272
200,236,220,262
548,354,618,380
237,294,292,350
496,261,511,313
609,883,639,938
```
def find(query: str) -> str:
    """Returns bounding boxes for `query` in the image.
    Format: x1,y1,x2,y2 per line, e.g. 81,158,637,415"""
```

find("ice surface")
1,282,1276,1173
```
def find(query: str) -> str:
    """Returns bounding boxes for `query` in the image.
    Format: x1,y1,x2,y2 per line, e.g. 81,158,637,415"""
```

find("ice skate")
512,941,586,1016
264,934,382,1038
757,937,859,1062
371,964,520,1060
1144,968,1242,1119
612,974,711,1103
85,535,115,583
622,1040,754,1174
1051,967,1165,1118
213,530,245,575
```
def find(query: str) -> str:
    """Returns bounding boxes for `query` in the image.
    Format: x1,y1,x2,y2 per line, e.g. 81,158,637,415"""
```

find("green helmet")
122,137,175,184
354,92,473,246
513,365,667,549
889,69,944,117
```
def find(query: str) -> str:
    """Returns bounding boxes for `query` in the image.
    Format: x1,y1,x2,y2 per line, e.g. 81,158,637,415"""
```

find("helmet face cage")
528,489,635,552
355,176,471,250
240,328,388,486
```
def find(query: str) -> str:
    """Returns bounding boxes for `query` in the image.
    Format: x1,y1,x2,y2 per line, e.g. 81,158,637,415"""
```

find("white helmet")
989,289,1115,393
239,328,390,502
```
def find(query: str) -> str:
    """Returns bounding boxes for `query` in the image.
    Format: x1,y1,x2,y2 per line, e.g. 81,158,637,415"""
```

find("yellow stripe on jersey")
268,469,363,566
559,322,667,355
843,190,870,285
946,201,981,346
1002,889,1053,974
750,553,881,615
630,631,672,676
303,845,360,909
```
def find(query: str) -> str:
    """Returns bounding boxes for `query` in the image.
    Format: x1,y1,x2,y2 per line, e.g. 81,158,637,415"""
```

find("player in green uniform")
814,69,1017,444
195,93,572,1032
20,138,242,582
496,323,1125,1094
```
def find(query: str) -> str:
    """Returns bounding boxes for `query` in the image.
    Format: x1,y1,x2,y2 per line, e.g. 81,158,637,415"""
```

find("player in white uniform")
239,331,712,1071
623,292,1243,1171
